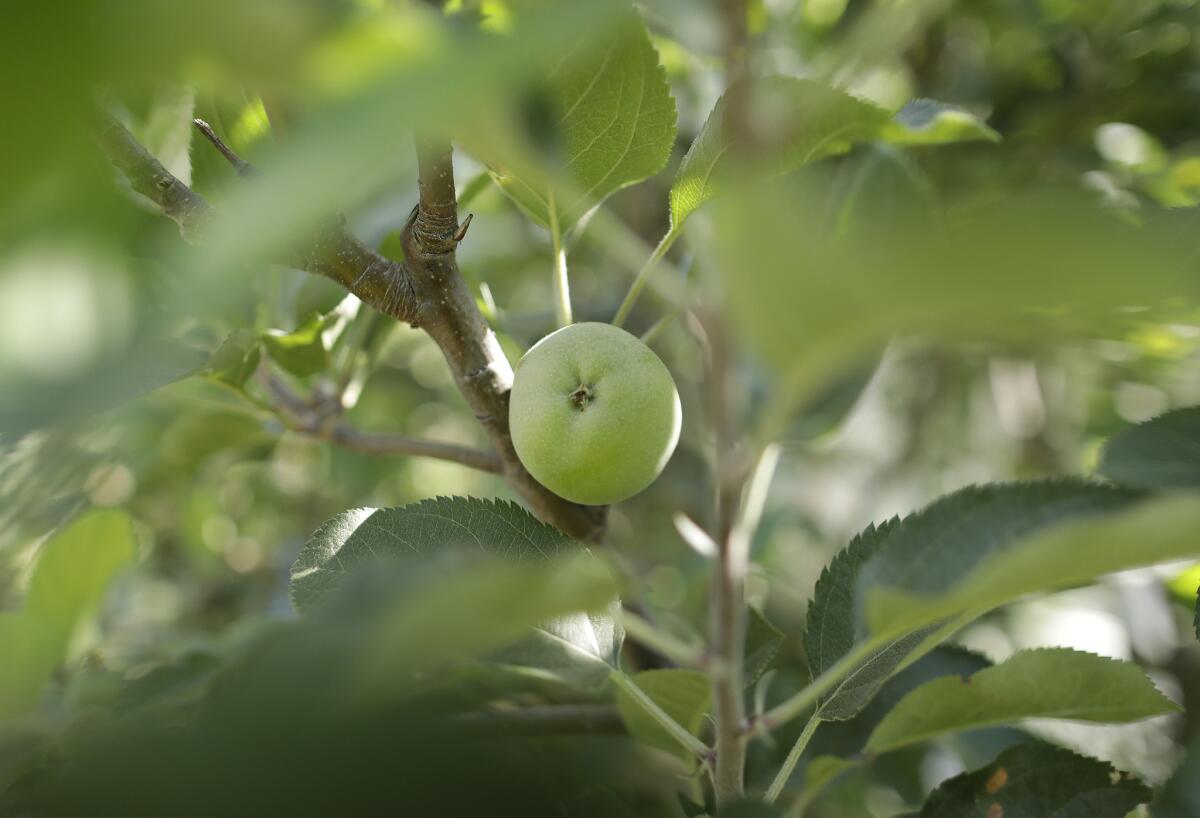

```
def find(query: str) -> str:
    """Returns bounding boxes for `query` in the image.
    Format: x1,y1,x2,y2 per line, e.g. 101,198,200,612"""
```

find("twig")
192,118,253,177
452,703,627,737
259,369,503,473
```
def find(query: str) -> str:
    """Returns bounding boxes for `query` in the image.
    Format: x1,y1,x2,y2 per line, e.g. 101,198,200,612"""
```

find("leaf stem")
765,713,821,804
548,188,572,328
612,225,680,328
620,609,707,669
610,671,711,761
760,640,879,732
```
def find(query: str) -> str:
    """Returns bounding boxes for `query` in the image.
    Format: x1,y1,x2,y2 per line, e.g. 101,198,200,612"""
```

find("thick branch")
404,135,607,542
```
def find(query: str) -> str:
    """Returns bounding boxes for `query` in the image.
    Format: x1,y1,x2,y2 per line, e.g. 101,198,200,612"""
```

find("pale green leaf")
614,669,710,761
26,509,137,650
492,10,676,229
866,649,1177,755
669,77,889,229
1099,407,1200,490
260,312,332,378
133,86,196,185
882,99,999,146
917,743,1150,817
0,615,58,721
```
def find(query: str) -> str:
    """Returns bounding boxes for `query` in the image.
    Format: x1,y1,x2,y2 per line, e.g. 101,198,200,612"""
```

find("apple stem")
569,384,594,410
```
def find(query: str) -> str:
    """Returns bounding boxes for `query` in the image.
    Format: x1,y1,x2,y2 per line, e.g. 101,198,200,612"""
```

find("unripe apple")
509,322,682,506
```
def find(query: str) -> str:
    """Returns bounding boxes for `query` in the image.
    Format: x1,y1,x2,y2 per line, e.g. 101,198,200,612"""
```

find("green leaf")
290,497,582,613
132,86,196,185
1154,736,1200,817
669,77,889,229
614,669,710,761
0,615,58,721
717,184,1198,399
204,329,261,390
1099,407,1200,490
491,10,676,229
791,755,862,816
804,519,935,720
859,483,1200,639
26,510,137,650
744,605,784,688
865,649,1177,755
882,99,999,146
1,510,136,720
260,312,332,378
917,743,1150,817
290,498,622,689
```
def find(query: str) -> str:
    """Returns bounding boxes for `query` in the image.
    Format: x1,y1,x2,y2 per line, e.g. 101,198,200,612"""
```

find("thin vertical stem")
548,189,572,327
707,313,748,804
612,225,679,328
765,713,821,804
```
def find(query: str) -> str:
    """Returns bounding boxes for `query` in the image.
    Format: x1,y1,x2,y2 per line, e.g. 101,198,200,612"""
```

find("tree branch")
97,114,607,542
259,369,503,474
451,704,626,737
401,133,607,542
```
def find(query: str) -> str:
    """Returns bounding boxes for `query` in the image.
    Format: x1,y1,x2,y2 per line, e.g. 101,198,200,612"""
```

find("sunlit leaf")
882,99,999,146
865,649,1177,755
260,312,332,378
490,9,677,229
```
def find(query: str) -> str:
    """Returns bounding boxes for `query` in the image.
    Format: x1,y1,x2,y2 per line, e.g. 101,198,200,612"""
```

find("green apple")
509,322,682,506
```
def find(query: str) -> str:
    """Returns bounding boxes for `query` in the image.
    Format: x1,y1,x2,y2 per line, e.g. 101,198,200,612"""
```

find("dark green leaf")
803,519,931,720
290,497,581,614
858,482,1200,638
744,605,784,688
1099,407,1200,490
614,669,710,761
866,649,1177,755
1154,736,1200,817
917,743,1150,817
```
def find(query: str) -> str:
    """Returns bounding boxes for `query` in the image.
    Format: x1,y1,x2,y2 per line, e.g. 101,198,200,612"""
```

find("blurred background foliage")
2,0,1200,814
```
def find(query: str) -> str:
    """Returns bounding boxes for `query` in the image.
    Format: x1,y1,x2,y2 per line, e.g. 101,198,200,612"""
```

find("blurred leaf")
718,185,1199,405
857,483,1200,639
260,311,332,378
26,510,137,650
717,801,782,817
744,605,783,688
614,668,709,761
865,649,1177,755
1,510,136,720
0,615,58,722
882,100,999,146
131,87,196,185
791,755,861,815
1155,736,1200,817
916,743,1149,817
490,9,676,229
670,77,888,229
203,330,261,390
290,497,585,613
0,719,51,795
1099,407,1200,490
488,604,623,688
